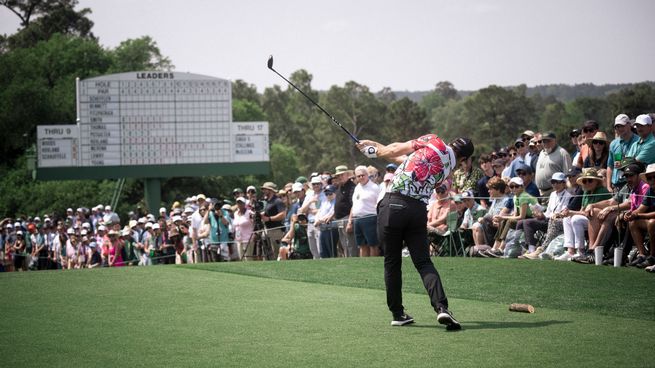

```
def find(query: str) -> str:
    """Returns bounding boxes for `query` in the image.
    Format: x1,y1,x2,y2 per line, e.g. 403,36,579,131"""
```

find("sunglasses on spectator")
582,128,597,133
623,172,636,178
581,179,596,184
508,184,521,189
550,180,566,185
517,171,528,176
515,143,525,148
646,175,655,181
592,140,606,145
247,190,256,194
510,153,517,158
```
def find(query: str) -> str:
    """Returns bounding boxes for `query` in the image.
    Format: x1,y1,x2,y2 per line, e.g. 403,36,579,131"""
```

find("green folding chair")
437,211,465,257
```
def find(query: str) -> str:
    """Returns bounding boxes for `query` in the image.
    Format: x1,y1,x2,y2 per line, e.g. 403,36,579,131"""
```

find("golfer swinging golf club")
356,135,474,330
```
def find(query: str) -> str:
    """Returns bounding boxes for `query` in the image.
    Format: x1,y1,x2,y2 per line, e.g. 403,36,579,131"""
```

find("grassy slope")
1,258,653,367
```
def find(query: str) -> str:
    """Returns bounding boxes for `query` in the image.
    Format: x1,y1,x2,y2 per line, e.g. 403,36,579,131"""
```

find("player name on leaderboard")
78,72,232,166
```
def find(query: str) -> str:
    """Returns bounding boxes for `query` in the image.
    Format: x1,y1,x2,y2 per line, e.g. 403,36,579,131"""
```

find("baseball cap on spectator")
246,185,257,193
121,227,131,237
88,242,97,249
82,222,91,228
76,207,83,213
514,138,525,147
172,215,182,223
105,205,112,211
310,176,322,185
521,130,535,138
623,163,644,177
509,177,524,186
159,207,166,214
44,217,51,223
461,190,474,199
261,182,278,191
66,228,75,235
324,185,337,194
197,194,206,201
497,147,509,156
137,217,146,224
67,208,73,213
16,230,23,236
184,207,194,214
385,163,398,172
295,176,308,184
292,182,304,192
145,223,153,229
551,172,566,182
221,204,232,211
614,114,630,126
383,173,394,182
569,128,581,138
310,172,319,178
582,120,599,131
5,223,13,229
108,229,119,237
13,221,21,228
34,216,41,222
542,132,557,140
147,214,156,222
98,225,107,232
152,223,160,230
516,163,533,174
635,114,652,126
80,229,87,236
129,220,138,228
236,196,247,204
232,188,244,195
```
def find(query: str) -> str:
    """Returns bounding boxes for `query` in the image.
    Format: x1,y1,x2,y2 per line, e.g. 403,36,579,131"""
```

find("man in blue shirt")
607,114,639,191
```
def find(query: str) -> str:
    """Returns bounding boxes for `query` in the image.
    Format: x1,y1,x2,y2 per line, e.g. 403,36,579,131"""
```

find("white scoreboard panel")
37,125,79,167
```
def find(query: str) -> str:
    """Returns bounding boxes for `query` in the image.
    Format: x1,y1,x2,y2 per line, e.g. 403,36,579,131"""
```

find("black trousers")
378,193,448,317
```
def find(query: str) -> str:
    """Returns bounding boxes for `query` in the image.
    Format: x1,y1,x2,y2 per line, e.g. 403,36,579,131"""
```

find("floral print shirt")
389,134,457,204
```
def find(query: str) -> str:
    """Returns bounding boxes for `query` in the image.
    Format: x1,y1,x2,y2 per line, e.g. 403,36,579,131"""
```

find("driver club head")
267,55,274,70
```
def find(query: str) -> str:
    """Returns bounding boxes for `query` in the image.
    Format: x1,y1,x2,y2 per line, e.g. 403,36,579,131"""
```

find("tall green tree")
108,36,173,72
0,0,95,52
383,97,430,143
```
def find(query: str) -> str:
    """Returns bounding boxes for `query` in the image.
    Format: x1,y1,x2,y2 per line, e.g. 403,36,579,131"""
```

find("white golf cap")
159,207,166,213
172,215,182,222
66,228,75,235
614,113,630,126
105,205,112,211
184,207,194,214
635,114,652,126
145,223,153,229
98,225,107,231
509,177,524,186
292,182,304,192
551,172,566,182
152,223,160,230
236,196,247,203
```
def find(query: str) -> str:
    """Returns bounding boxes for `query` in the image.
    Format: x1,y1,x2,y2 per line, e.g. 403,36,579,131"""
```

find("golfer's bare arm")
357,140,413,164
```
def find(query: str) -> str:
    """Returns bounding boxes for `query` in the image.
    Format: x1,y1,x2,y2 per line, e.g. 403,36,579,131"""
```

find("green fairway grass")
1,258,654,367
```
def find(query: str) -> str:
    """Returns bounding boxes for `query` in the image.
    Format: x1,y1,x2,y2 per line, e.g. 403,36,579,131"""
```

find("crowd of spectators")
2,113,655,273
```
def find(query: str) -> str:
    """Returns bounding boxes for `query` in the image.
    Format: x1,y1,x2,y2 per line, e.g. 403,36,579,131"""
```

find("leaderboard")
78,72,233,166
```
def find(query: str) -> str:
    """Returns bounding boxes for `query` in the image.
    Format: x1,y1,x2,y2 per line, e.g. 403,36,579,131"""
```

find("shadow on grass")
409,320,572,330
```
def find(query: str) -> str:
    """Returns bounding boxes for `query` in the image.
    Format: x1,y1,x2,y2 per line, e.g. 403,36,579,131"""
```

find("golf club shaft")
268,64,360,144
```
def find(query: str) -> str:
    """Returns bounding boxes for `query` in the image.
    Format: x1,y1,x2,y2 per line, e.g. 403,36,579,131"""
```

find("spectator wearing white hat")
65,228,79,270
232,196,254,260
245,186,258,208
12,230,27,271
159,207,169,221
87,242,101,268
347,166,381,257
626,114,655,165
190,202,208,263
299,176,326,259
607,114,639,191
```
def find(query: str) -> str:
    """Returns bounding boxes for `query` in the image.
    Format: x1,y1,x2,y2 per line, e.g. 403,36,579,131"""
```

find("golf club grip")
270,68,360,144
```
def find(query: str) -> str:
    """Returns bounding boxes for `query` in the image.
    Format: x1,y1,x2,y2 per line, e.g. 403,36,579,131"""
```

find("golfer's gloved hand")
361,145,378,158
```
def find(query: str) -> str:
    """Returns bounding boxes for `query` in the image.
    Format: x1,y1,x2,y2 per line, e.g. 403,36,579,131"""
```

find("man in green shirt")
626,114,655,165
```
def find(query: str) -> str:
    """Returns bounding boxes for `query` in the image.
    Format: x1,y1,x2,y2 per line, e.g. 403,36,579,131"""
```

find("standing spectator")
245,186,258,208
607,114,639,191
626,114,655,164
107,229,124,267
569,129,582,164
260,182,287,257
347,165,381,257
299,176,325,259
476,154,496,208
574,120,599,168
333,165,358,257
535,131,572,197
232,197,254,260
315,185,339,258
378,172,394,203
87,242,101,268
207,202,232,261
452,156,483,194
356,134,472,330
12,230,27,271
506,138,529,178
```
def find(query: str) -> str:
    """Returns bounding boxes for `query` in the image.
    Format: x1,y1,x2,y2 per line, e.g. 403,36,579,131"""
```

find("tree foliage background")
1,0,654,220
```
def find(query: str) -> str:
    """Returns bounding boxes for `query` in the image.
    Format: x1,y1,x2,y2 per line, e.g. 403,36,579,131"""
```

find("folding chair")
436,211,465,257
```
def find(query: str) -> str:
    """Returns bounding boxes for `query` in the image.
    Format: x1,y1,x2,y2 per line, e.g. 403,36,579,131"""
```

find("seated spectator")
555,168,611,261
278,214,313,260
584,161,645,264
484,177,537,257
584,132,609,171
459,190,486,246
87,242,101,268
626,163,655,268
516,164,540,198
452,156,483,194
626,114,655,165
427,185,454,236
517,172,572,258
472,177,511,252
574,120,599,168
